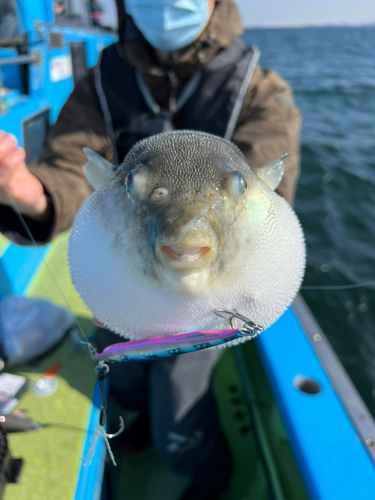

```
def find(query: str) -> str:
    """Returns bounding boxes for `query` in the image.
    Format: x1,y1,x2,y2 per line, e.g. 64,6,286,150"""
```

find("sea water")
243,26,375,415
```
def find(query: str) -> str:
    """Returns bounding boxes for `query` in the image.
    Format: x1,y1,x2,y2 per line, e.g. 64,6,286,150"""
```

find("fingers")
0,132,18,162
0,148,26,176
0,131,47,216
0,132,26,185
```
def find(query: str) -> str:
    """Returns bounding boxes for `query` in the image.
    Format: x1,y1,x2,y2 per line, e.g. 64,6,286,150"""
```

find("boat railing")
0,53,38,66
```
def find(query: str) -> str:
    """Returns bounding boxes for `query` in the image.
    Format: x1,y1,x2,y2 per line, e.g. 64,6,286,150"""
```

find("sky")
235,0,375,28
99,1,375,30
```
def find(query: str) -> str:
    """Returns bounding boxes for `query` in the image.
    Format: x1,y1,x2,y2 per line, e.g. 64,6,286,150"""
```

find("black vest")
94,40,257,164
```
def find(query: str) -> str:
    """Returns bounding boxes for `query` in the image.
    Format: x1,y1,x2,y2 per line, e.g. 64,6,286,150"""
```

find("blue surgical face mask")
126,0,214,53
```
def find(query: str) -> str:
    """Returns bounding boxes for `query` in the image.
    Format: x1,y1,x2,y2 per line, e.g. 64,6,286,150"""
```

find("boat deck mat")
0,236,9,257
3,232,97,500
4,337,97,500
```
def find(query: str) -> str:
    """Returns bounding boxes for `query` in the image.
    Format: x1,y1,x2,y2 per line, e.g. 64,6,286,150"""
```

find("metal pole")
0,54,35,66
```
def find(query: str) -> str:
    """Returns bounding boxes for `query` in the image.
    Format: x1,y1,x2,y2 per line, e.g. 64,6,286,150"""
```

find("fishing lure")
94,310,264,362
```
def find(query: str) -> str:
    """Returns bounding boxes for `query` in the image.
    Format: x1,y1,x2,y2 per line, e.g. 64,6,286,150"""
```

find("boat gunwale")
293,294,375,464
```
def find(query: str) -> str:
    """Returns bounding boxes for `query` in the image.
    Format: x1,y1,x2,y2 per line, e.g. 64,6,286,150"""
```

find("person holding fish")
0,0,303,498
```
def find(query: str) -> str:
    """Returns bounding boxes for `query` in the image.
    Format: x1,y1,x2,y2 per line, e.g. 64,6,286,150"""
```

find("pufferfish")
68,131,305,344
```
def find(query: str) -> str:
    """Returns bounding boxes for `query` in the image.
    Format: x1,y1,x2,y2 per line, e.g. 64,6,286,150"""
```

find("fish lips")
155,237,217,271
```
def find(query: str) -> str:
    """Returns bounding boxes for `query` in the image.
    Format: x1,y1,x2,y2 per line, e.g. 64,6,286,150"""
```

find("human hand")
0,131,49,220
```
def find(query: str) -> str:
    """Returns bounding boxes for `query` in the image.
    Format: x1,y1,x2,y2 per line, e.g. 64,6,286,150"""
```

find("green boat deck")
2,233,97,500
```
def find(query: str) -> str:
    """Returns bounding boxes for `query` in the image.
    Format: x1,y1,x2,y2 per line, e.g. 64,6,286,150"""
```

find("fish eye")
237,173,247,196
124,166,152,201
151,187,168,202
226,171,247,197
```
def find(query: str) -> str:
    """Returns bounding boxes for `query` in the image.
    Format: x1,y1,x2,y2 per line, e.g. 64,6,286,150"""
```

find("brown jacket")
1,0,301,244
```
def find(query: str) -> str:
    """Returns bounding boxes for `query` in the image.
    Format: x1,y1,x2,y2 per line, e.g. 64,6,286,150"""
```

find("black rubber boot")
179,430,233,500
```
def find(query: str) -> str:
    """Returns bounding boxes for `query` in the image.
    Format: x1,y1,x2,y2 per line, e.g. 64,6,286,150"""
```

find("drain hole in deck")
293,376,322,395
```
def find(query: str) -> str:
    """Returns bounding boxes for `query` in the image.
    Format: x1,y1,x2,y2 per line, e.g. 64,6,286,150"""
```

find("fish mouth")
161,246,211,262
156,241,216,271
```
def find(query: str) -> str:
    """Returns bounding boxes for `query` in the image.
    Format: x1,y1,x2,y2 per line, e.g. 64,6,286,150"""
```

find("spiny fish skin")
68,131,305,341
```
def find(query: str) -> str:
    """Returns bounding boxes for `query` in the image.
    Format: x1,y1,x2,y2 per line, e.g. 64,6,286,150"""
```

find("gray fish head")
117,131,252,283
69,130,305,336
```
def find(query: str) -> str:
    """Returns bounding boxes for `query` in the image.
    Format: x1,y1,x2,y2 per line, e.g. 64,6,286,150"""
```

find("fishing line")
301,281,375,291
5,183,374,472
5,183,375,332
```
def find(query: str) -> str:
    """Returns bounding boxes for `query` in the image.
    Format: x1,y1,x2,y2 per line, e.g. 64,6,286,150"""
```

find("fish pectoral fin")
83,148,116,190
256,153,291,191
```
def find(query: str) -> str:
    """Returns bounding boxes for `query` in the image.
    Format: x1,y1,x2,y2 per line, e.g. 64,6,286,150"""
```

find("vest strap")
94,52,119,164
135,70,202,115
224,46,260,141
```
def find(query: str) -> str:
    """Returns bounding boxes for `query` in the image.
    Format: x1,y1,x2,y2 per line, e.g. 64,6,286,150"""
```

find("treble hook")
85,417,125,467
85,362,125,467
94,362,125,438
104,416,125,439
214,309,264,337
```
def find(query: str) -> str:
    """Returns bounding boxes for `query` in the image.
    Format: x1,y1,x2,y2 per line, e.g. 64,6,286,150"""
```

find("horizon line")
243,22,375,30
